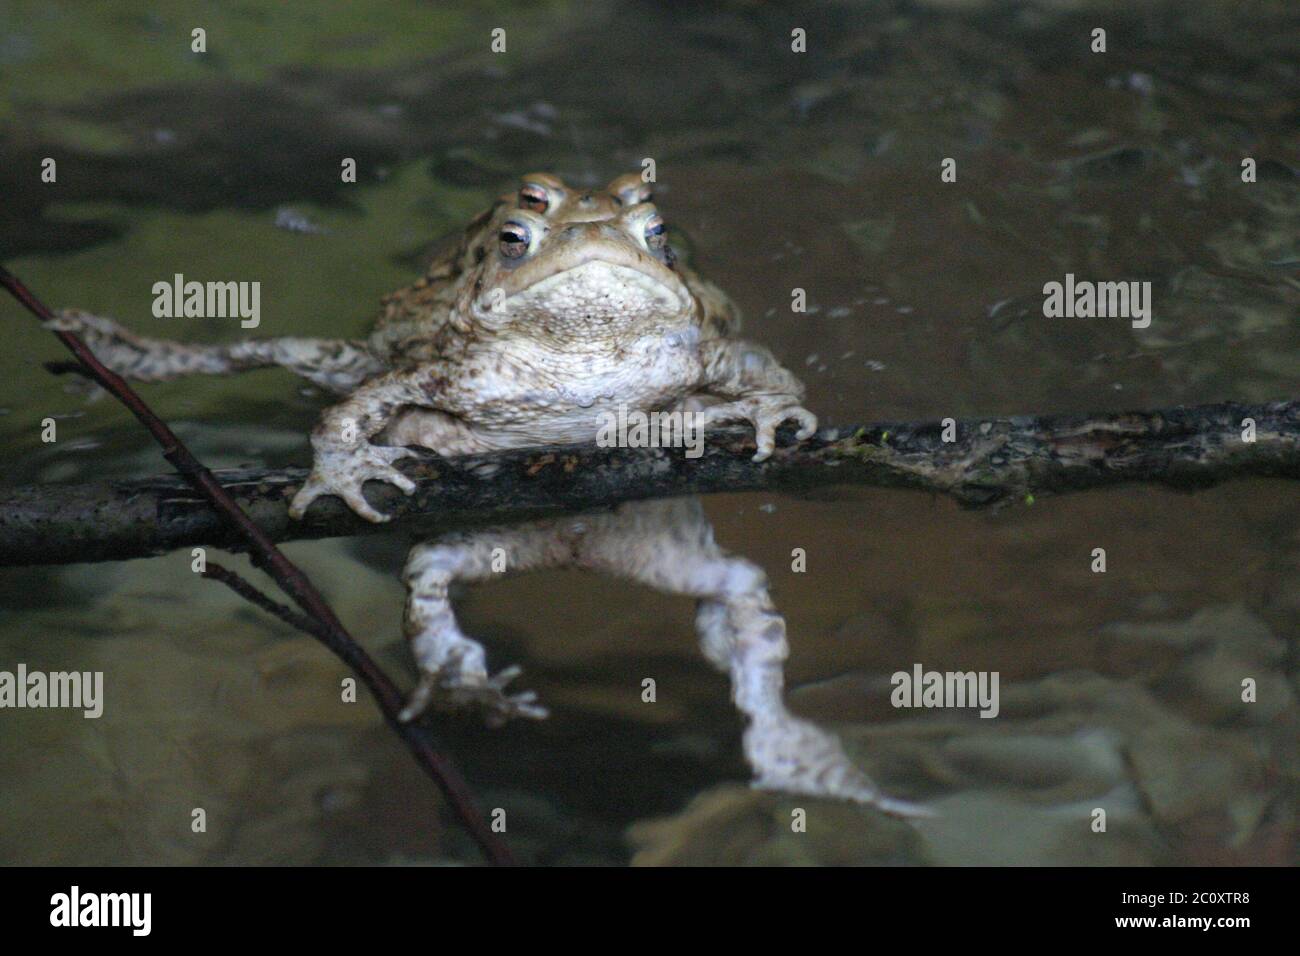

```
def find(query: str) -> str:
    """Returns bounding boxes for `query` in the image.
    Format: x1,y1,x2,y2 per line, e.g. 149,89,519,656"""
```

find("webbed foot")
746,716,932,818
400,663,548,727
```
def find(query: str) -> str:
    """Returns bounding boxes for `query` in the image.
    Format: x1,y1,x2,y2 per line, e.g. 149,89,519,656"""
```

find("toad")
48,172,921,814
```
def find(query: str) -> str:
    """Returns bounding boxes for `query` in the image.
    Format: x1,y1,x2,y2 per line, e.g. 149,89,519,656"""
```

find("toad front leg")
696,339,818,460
287,365,469,523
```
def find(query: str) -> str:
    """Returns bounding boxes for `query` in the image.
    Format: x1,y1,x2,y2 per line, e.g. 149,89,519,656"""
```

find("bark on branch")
3,399,1295,567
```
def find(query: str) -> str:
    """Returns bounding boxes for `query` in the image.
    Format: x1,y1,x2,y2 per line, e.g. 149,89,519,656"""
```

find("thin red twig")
2,265,516,866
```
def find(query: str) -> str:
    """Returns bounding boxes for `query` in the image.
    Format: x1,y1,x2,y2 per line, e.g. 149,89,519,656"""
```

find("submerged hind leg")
398,522,582,725
576,498,927,815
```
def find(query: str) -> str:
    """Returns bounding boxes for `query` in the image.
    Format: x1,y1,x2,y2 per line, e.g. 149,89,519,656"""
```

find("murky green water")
0,0,1296,865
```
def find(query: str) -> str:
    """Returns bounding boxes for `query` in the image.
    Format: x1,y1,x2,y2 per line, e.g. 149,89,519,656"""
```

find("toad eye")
518,183,550,213
644,215,667,251
499,221,531,259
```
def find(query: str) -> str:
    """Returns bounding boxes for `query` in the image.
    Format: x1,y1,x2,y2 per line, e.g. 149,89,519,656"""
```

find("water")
0,0,1296,864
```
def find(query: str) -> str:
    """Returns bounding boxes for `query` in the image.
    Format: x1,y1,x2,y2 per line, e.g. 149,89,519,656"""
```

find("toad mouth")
514,261,683,309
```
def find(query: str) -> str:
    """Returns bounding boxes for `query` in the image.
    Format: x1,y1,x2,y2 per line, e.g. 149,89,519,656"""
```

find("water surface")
0,0,1296,865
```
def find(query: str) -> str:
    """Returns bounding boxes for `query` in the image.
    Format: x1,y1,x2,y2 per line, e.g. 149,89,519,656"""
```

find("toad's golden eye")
499,221,531,259
519,183,549,213
644,215,667,251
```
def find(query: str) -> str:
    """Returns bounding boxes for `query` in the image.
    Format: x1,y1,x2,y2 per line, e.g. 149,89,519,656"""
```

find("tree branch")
1,265,516,866
1,400,1295,568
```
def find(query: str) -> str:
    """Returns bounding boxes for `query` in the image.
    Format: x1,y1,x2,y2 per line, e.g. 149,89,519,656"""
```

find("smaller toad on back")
287,171,817,522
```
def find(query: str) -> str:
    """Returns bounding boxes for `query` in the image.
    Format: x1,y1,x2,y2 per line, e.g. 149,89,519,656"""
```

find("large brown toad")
48,172,921,814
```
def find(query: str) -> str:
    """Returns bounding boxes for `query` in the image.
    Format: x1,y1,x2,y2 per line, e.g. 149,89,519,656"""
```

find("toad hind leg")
579,499,928,816
47,308,385,394
398,528,571,726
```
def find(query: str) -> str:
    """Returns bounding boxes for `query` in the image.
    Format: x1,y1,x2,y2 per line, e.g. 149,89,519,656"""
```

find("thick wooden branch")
3,399,1295,568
